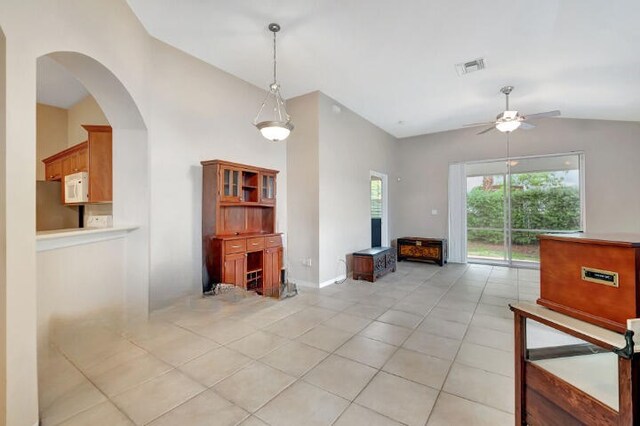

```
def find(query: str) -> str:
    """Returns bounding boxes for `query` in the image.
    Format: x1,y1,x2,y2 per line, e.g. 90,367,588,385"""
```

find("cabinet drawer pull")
252,243,259,246
232,245,241,248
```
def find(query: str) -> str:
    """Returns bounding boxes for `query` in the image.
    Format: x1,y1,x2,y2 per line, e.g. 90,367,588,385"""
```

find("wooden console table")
353,247,396,282
511,302,639,425
397,237,447,266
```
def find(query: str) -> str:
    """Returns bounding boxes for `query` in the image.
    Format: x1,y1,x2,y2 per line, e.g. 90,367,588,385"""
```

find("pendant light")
254,23,294,142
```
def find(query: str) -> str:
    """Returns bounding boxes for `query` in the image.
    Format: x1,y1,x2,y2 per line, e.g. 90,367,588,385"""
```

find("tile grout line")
423,265,493,426
329,266,468,425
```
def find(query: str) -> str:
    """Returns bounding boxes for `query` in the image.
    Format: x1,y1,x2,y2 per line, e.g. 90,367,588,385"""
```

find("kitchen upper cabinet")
45,159,62,181
42,125,112,204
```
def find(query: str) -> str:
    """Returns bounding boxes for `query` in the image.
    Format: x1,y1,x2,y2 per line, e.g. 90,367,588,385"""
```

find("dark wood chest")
352,247,396,282
397,237,447,266
538,233,640,333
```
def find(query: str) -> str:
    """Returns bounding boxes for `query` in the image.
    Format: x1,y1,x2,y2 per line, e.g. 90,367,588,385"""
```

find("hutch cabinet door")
223,253,246,288
220,166,242,202
260,173,276,204
263,247,281,295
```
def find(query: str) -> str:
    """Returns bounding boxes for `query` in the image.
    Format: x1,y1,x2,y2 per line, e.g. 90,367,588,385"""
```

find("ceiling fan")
465,86,561,135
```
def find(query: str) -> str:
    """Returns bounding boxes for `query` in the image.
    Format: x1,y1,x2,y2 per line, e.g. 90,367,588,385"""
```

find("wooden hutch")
201,160,282,297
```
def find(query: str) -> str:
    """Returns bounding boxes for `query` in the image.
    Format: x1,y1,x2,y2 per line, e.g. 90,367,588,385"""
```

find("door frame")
370,170,389,247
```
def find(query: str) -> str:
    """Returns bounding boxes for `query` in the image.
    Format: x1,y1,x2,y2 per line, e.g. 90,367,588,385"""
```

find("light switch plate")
431,209,438,215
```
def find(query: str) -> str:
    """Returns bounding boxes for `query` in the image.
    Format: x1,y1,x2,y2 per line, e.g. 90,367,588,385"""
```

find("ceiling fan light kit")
254,23,294,142
466,86,561,135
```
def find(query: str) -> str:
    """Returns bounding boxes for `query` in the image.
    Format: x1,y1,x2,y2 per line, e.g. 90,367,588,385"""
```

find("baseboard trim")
292,279,317,288
320,274,346,288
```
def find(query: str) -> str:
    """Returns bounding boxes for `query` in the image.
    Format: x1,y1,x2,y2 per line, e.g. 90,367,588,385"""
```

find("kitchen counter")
36,226,138,251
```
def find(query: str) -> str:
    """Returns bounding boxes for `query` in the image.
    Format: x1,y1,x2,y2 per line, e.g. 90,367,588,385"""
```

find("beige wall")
0,25,6,426
36,104,68,181
286,92,320,286
287,92,397,286
67,95,109,147
318,93,397,284
394,118,640,240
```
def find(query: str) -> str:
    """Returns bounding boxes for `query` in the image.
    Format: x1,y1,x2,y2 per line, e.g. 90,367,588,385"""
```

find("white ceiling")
129,1,640,138
37,56,89,109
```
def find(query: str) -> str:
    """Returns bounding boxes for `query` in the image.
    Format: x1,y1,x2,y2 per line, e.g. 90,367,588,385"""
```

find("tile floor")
39,262,542,425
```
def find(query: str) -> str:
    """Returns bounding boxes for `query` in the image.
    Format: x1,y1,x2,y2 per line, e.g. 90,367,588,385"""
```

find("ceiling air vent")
455,58,486,76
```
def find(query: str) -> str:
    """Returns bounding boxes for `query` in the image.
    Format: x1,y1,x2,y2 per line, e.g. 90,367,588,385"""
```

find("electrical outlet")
86,215,113,228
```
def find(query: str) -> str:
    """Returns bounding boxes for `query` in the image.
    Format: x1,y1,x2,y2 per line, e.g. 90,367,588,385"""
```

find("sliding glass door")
466,153,583,266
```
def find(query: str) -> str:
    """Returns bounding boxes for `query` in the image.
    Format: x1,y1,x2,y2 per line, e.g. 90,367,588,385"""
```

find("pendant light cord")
273,29,277,84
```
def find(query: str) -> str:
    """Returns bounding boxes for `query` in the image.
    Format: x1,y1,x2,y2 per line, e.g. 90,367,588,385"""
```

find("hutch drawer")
246,237,265,251
224,239,246,254
265,235,282,248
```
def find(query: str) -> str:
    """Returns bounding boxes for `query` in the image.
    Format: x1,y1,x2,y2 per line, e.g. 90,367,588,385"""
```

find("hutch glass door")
221,167,241,202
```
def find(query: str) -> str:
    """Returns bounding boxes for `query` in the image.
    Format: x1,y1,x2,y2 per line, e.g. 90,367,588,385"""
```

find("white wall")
0,1,287,423
286,92,320,286
394,118,640,239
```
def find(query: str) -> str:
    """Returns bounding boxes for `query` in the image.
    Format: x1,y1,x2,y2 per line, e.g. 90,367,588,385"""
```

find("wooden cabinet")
260,173,276,204
263,246,282,297
397,237,447,266
220,166,242,202
223,253,246,288
353,247,396,282
511,302,640,426
42,125,112,204
45,159,62,181
538,233,640,333
202,159,282,296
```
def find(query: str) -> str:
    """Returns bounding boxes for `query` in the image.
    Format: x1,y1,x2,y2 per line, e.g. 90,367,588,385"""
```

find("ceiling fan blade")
524,110,561,120
520,122,535,130
477,125,496,135
463,121,495,128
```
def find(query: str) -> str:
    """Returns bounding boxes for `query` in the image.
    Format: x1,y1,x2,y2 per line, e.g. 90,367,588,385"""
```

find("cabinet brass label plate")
581,267,619,287
416,241,422,246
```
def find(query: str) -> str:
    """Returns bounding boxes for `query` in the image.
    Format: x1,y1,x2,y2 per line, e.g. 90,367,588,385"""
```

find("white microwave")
64,172,89,203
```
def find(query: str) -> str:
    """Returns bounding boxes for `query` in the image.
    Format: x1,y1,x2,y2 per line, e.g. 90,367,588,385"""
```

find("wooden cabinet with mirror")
201,159,282,297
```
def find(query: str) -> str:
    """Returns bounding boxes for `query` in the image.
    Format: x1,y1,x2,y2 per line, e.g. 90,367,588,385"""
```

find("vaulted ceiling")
128,1,640,138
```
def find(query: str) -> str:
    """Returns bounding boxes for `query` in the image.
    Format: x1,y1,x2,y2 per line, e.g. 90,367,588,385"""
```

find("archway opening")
35,51,149,423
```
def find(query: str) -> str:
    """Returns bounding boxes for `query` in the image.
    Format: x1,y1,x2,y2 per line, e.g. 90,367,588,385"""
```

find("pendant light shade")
254,23,294,142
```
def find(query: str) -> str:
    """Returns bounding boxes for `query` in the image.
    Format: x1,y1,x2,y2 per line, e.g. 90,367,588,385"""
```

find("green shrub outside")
467,173,581,245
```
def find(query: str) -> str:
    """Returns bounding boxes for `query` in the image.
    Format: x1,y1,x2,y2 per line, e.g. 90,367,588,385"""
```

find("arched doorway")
34,51,149,423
